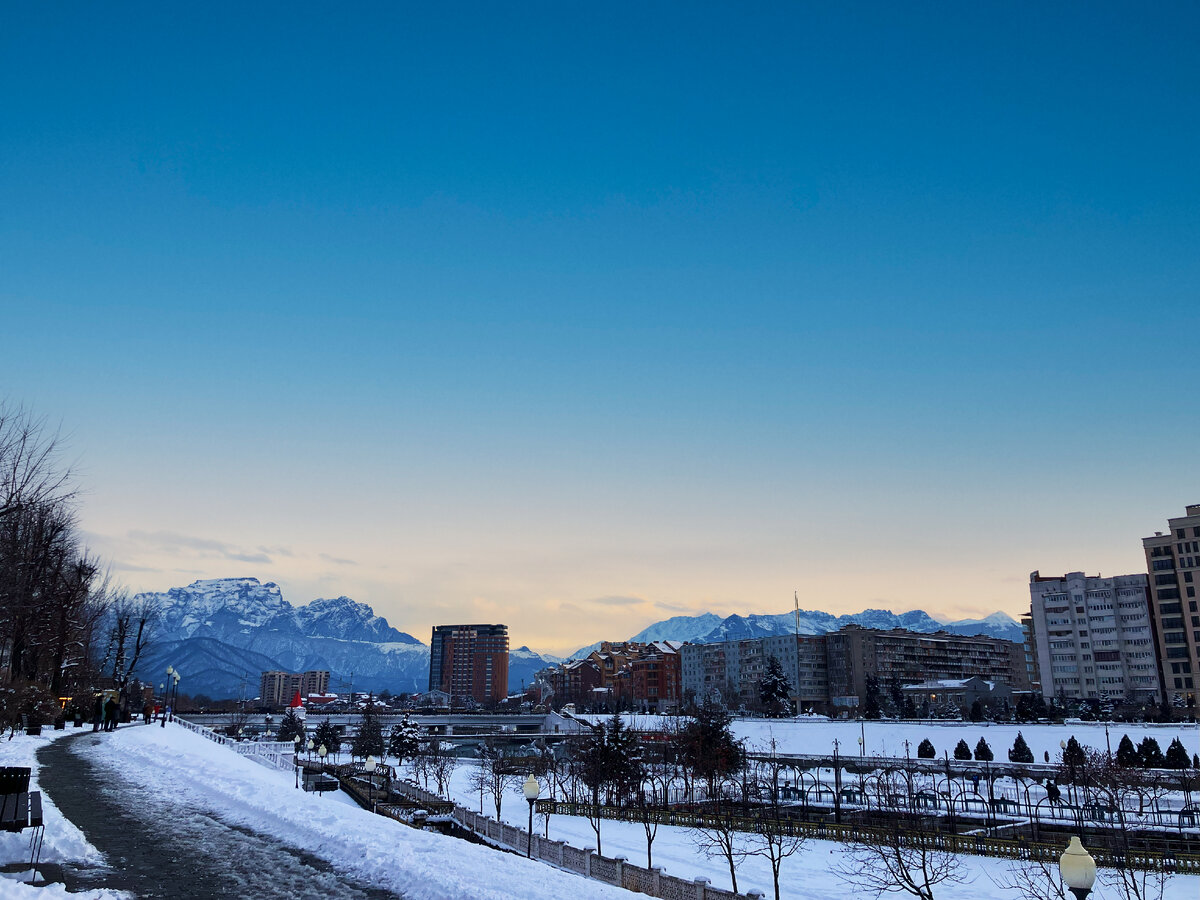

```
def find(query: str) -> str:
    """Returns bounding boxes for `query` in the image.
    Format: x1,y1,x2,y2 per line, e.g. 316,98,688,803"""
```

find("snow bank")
97,725,630,900
0,727,125,900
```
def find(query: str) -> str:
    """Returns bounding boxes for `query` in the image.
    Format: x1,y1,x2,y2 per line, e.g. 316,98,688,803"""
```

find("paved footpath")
36,731,402,899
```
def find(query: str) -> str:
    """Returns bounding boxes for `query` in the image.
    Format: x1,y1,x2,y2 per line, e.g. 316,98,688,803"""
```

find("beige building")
1028,571,1159,703
1143,503,1200,709
259,669,330,706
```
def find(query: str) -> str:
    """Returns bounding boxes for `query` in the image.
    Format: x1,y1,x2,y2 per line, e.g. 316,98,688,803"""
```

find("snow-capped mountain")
133,578,562,701
568,606,1021,658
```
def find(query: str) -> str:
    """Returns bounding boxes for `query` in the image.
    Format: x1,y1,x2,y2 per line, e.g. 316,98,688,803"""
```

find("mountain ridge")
568,606,1023,659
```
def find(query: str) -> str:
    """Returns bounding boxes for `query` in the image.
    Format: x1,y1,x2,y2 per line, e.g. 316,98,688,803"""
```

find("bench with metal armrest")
0,767,46,881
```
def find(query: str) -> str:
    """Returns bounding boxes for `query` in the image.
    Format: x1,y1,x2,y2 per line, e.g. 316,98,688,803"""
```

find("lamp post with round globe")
161,667,175,727
364,756,378,810
1059,836,1097,900
522,773,541,857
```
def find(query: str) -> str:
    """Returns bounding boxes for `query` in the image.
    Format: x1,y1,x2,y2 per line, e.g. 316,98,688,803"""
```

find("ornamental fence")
379,777,760,899
533,800,1200,876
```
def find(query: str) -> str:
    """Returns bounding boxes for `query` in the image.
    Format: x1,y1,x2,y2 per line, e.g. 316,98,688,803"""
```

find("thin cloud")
653,600,696,613
109,561,162,574
319,553,358,567
583,595,645,607
127,530,273,565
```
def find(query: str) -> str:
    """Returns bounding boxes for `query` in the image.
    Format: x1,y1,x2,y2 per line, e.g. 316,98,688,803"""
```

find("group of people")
91,695,122,732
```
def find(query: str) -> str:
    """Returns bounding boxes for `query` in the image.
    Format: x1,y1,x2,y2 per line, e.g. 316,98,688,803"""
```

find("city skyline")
3,4,1197,656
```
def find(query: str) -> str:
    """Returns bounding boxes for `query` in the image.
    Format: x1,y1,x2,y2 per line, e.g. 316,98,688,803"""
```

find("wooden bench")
0,767,45,881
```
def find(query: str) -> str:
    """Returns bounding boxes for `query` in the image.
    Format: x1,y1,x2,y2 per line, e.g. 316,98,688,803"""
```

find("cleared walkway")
37,732,402,899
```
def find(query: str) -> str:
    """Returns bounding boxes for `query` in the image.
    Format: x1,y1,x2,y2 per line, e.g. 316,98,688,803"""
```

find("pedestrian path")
36,732,402,899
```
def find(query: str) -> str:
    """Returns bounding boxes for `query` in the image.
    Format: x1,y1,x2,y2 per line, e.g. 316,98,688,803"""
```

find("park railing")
172,717,296,771
533,799,1200,875
382,778,763,899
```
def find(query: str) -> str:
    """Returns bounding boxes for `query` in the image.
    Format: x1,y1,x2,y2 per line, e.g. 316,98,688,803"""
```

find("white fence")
173,717,296,771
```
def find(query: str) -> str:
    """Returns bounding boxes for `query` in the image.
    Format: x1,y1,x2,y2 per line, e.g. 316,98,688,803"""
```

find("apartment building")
259,669,330,706
824,626,1029,709
680,634,829,712
428,624,509,705
1027,571,1160,703
1143,504,1200,708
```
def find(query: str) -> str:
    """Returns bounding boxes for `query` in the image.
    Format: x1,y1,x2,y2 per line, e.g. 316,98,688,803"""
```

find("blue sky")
2,3,1197,652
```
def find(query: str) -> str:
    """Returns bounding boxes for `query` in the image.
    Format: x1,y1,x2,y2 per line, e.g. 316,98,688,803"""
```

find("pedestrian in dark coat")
103,698,119,732
92,695,103,732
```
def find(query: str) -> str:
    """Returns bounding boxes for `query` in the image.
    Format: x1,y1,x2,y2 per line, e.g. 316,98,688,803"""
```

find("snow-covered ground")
441,718,1200,900
86,724,632,900
0,727,126,900
586,714,1200,762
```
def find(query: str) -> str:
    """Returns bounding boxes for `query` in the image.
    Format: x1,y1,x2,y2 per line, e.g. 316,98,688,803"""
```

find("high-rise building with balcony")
1028,571,1160,703
824,625,1030,709
1143,504,1200,709
428,624,509,705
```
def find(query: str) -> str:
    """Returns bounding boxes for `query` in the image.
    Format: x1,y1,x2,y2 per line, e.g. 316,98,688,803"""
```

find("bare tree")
477,739,521,819
995,857,1067,900
691,797,748,894
1101,856,1171,900
745,739,807,900
835,769,963,900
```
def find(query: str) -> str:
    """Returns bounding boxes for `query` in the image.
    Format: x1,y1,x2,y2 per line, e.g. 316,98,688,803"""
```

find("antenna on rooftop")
794,590,800,637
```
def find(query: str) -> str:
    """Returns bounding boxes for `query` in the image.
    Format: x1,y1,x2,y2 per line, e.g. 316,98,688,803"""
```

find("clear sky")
2,3,1197,654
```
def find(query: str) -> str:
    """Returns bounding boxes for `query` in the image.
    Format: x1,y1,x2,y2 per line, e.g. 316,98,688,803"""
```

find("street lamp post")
317,744,328,797
294,735,302,788
169,670,181,720
365,756,378,810
523,773,540,858
162,666,174,727
832,738,842,824
1059,836,1097,900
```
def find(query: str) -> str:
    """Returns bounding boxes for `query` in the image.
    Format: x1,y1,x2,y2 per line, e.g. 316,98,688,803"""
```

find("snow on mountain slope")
134,578,564,700
564,606,1023,659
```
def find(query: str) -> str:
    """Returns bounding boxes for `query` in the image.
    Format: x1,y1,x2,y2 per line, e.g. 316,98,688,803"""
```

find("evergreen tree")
387,712,420,766
1137,736,1165,768
1116,734,1138,768
1165,737,1190,769
861,676,883,720
276,707,305,743
969,699,984,722
973,737,993,762
604,714,644,800
758,656,793,718
953,739,972,760
351,697,386,759
313,718,340,759
917,738,936,759
676,699,746,795
887,677,904,716
1062,736,1086,773
1008,731,1033,763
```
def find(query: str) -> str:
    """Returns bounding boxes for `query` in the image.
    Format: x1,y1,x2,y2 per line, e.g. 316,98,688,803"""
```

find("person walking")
91,695,104,732
103,697,119,732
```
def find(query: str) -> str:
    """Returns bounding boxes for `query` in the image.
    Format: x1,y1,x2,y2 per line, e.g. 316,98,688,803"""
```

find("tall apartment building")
259,669,330,706
680,634,829,712
428,624,509,705
1143,504,1200,708
824,626,1029,709
1020,614,1042,692
1028,571,1160,703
